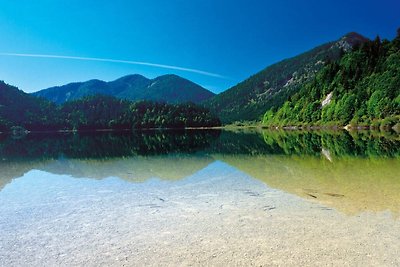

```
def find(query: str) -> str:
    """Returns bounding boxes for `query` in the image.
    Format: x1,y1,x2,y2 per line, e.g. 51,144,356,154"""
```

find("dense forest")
61,96,221,130
263,30,400,129
0,83,221,132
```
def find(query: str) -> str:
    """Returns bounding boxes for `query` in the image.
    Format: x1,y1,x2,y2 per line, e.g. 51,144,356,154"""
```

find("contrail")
0,52,226,79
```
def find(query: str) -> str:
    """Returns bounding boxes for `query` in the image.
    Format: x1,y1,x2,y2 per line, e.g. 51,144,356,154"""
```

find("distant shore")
1,122,399,136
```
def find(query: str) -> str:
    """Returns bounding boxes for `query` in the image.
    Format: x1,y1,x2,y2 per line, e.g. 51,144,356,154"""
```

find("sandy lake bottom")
1,157,400,267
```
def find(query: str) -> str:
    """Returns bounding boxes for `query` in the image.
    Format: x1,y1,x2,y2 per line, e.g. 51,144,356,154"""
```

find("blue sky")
0,0,399,93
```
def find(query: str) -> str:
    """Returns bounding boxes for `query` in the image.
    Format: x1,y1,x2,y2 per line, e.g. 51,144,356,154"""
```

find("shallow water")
0,130,399,266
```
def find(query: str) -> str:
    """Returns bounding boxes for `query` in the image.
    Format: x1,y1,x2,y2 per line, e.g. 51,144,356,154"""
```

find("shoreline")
1,122,399,135
223,122,400,133
0,127,223,135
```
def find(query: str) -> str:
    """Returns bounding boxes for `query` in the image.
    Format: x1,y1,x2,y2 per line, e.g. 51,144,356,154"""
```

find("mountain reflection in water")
0,129,399,215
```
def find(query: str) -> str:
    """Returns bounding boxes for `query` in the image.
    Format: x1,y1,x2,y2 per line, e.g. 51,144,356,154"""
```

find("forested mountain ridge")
263,30,400,129
33,74,215,104
0,82,220,132
204,32,368,123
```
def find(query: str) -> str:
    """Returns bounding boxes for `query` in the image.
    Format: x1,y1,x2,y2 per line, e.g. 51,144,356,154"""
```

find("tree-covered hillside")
33,74,215,104
263,30,400,129
0,82,221,132
204,33,368,123
0,81,61,132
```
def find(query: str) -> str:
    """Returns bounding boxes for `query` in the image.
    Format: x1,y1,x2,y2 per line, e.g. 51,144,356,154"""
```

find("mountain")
263,31,400,129
33,74,215,104
0,80,220,132
204,32,369,123
0,81,60,132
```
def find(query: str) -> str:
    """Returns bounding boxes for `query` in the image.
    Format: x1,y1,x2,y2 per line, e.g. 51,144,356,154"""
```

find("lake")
0,130,399,266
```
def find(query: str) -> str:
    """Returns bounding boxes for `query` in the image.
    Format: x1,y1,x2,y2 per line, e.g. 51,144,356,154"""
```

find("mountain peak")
85,79,106,85
33,74,215,104
154,74,181,80
342,32,369,42
337,32,369,51
115,74,148,82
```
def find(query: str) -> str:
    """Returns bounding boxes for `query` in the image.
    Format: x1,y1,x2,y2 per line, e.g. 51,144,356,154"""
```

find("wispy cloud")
0,53,226,79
